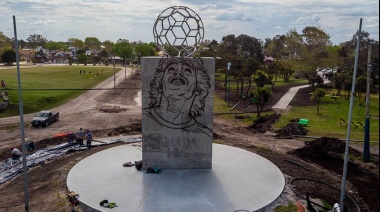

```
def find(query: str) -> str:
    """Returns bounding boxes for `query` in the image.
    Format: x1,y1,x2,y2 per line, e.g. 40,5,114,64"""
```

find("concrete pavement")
272,84,309,110
272,72,331,110
67,142,285,212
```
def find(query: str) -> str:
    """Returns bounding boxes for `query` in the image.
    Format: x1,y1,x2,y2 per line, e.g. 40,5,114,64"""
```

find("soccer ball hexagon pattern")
153,6,204,57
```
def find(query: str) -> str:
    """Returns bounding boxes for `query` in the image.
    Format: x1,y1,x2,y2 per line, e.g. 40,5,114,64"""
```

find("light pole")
227,61,231,107
113,54,116,94
124,55,127,83
138,52,141,72
101,45,116,94
216,57,231,106
131,57,134,76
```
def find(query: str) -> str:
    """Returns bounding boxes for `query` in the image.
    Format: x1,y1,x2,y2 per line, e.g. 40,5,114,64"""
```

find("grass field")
273,91,379,142
0,65,121,117
1,66,378,144
213,77,379,144
215,72,309,91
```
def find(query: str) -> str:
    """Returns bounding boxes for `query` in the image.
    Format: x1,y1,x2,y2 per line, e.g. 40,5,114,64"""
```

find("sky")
0,0,379,46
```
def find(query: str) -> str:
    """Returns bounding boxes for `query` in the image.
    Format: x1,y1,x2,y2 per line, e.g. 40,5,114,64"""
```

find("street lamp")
138,52,142,72
216,57,231,106
101,46,116,94
124,55,127,83
131,57,134,76
227,61,231,107
113,54,116,94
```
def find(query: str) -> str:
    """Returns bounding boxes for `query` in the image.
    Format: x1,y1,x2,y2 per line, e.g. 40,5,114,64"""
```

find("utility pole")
340,18,362,212
113,54,116,94
124,55,127,84
227,61,231,107
13,15,29,212
363,45,372,161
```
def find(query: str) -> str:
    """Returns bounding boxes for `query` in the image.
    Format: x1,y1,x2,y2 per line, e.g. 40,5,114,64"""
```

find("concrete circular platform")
67,143,285,212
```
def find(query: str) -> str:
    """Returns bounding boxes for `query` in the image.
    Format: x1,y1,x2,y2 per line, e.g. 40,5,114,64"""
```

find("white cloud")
291,15,321,25
32,19,56,25
0,0,377,45
199,3,217,11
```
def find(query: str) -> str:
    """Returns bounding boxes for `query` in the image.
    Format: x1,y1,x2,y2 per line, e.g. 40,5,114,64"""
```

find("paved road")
272,84,309,110
272,71,330,110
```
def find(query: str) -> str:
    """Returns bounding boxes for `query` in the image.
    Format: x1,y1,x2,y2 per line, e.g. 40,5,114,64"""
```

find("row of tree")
1,27,379,108
0,33,158,65
198,27,378,98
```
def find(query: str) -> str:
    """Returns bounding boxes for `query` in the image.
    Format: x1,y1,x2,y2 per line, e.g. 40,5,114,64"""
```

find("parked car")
31,110,59,128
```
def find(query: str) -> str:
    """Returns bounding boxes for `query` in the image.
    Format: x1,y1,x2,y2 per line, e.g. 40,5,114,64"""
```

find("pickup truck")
31,110,59,128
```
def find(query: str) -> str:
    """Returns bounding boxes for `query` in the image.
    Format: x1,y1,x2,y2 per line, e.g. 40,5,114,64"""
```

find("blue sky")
0,0,378,45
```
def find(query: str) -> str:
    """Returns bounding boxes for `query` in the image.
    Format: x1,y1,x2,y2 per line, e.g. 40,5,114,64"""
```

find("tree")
282,27,332,77
135,43,156,57
302,26,332,51
162,43,179,56
76,52,87,64
253,87,272,117
243,58,260,95
332,72,347,96
101,40,114,51
1,49,16,65
113,39,133,61
219,34,238,57
254,70,269,87
26,34,47,48
45,41,68,51
236,34,264,61
355,76,367,101
84,37,101,50
264,35,287,58
339,31,379,84
310,88,326,114
308,75,324,91
71,39,84,49
266,61,286,89
0,32,11,50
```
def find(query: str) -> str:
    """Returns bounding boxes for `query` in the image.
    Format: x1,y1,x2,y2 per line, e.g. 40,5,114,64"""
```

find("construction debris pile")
275,118,308,138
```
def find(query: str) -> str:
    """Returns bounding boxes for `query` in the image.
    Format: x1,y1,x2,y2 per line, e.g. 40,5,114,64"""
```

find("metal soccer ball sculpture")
153,6,204,57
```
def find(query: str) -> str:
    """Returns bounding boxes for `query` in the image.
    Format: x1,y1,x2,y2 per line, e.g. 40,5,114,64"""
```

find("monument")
67,6,285,211
142,6,214,169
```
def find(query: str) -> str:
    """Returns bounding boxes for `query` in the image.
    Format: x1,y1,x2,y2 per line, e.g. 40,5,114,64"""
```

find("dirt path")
0,67,141,151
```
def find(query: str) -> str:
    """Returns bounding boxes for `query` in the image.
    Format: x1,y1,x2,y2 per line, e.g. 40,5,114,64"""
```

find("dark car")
31,110,59,128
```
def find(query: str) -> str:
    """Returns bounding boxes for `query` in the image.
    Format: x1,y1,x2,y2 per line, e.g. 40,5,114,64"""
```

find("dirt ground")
0,67,378,212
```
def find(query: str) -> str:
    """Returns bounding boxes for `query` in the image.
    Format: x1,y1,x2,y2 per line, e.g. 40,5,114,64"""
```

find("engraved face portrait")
162,61,197,100
144,57,212,137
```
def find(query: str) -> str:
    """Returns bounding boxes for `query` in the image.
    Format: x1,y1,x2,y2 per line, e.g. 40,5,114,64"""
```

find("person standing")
27,141,35,152
77,128,84,145
85,130,92,149
67,132,75,145
1,80,6,89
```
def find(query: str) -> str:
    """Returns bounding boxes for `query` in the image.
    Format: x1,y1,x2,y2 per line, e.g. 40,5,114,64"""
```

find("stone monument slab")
142,57,214,169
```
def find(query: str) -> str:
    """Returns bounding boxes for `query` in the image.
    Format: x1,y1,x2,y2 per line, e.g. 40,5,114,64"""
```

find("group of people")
75,128,92,149
11,141,35,160
79,70,86,75
11,129,93,161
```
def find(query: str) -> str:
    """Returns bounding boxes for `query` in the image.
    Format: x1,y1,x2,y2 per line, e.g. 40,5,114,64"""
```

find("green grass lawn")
273,92,379,142
214,74,379,144
215,72,308,91
0,65,121,117
2,66,378,145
